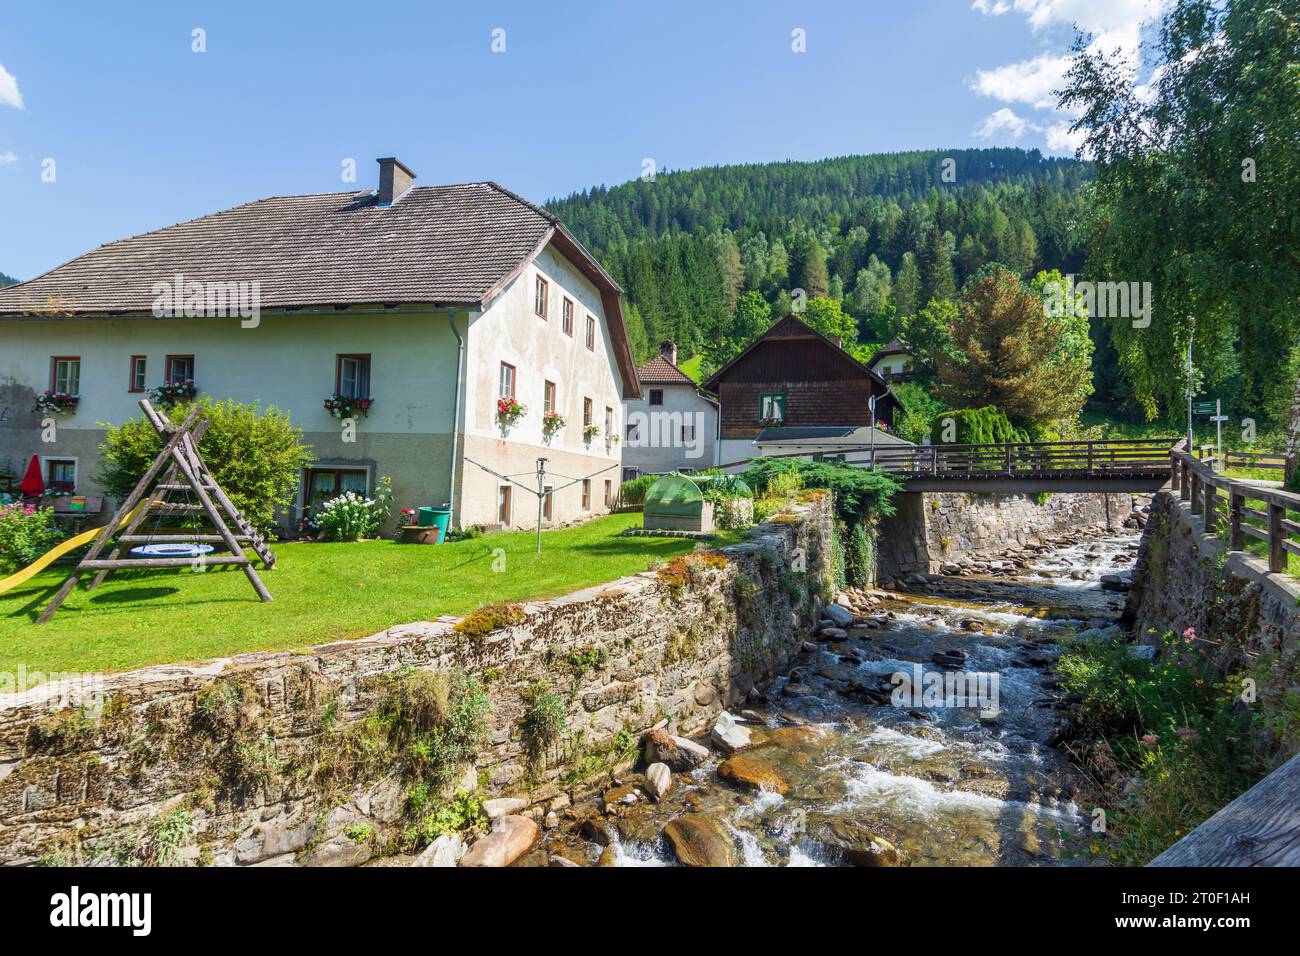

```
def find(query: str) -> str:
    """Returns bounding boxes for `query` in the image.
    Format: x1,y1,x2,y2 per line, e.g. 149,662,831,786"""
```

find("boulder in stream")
717,752,791,795
663,814,736,867
459,815,539,867
643,728,709,771
825,603,854,627
710,712,752,754
807,816,903,867
645,762,672,803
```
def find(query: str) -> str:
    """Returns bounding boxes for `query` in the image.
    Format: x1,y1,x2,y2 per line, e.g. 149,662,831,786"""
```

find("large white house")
0,158,641,532
621,341,719,477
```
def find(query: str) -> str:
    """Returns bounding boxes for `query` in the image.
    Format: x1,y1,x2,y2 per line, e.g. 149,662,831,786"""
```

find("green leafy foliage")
0,504,68,574
930,405,1027,445
519,680,567,769
890,381,945,445
98,398,314,533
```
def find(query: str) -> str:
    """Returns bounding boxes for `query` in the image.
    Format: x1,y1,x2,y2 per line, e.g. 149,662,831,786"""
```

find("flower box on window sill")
582,424,601,444
150,381,198,405
496,397,526,427
541,411,566,439
758,417,783,429
33,390,79,415
324,395,373,420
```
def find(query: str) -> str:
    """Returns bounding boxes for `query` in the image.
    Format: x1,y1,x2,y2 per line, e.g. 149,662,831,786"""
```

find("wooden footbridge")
718,438,1179,493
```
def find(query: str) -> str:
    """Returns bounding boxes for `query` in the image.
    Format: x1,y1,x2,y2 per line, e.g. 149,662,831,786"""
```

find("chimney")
659,340,677,366
377,157,416,204
829,336,843,349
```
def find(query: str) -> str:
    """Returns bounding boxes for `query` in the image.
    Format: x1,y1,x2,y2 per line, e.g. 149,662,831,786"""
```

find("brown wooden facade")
703,314,900,440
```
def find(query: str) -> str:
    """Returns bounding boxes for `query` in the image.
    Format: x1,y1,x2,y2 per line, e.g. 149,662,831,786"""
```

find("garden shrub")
313,476,393,541
929,404,1028,445
99,398,314,533
891,380,945,445
616,474,657,507
0,503,68,574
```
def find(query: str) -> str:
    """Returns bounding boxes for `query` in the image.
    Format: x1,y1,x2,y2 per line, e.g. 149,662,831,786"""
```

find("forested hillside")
547,148,1092,372
0,272,17,288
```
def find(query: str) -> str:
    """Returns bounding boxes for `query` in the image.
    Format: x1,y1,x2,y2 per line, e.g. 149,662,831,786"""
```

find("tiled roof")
0,183,561,314
636,354,695,385
0,180,642,397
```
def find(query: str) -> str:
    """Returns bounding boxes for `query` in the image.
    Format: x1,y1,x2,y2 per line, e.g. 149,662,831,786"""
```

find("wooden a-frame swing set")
36,398,276,623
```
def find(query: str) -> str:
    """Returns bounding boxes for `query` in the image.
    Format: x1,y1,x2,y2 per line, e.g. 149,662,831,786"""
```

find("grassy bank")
0,514,741,682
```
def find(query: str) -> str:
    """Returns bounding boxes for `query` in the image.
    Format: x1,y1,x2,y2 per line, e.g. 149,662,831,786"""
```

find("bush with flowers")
0,502,68,574
312,476,393,541
582,423,601,443
33,390,79,415
496,396,525,427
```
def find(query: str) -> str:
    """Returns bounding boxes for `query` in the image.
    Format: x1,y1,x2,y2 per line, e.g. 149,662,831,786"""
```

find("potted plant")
324,394,373,419
542,410,566,439
497,396,526,427
582,423,601,444
33,390,79,415
150,380,198,405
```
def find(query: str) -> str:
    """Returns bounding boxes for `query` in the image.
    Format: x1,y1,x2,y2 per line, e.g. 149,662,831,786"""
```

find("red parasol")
18,455,44,498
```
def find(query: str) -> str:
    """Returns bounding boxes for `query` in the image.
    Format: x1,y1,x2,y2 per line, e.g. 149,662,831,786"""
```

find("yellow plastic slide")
0,502,148,594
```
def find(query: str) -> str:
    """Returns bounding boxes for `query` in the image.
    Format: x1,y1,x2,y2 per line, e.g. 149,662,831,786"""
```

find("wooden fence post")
1171,453,1180,492
1204,480,1217,533
1230,491,1245,551
1268,503,1287,573
1191,471,1202,514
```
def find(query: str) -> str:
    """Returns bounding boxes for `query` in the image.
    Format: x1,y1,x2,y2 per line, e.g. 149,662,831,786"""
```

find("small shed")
643,474,714,533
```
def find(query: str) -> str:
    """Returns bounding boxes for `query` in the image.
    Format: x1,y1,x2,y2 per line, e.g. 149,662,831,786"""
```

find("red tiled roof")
637,354,695,385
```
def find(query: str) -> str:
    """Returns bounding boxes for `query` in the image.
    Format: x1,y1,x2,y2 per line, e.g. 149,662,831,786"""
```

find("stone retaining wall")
877,491,1138,584
0,494,834,866
1124,490,1300,666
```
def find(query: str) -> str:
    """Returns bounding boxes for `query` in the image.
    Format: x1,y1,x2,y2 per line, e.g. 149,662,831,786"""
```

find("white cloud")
968,0,1167,155
0,64,23,110
970,53,1072,109
0,151,16,164
1044,121,1087,155
977,108,1030,140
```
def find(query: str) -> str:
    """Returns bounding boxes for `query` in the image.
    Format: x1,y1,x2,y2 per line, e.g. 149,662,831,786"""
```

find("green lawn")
0,514,736,683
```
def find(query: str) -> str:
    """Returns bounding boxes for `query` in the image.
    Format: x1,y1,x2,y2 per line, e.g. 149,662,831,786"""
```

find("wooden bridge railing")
862,438,1175,477
709,438,1177,478
1172,440,1300,575
1195,443,1289,472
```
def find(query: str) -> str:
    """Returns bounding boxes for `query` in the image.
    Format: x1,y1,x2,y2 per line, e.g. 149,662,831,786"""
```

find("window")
534,276,548,319
304,468,368,513
336,354,371,399
129,356,147,392
497,484,512,525
758,391,786,423
581,479,590,510
648,389,664,407
499,362,516,399
585,315,596,350
604,479,612,508
682,421,696,444
166,354,195,385
45,459,76,493
622,467,639,482
583,397,593,427
605,406,613,439
50,357,80,395
562,297,574,336
543,485,554,521
626,421,640,444
544,380,556,415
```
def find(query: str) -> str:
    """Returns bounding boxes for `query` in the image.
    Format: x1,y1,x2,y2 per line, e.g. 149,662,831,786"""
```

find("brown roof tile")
636,354,695,385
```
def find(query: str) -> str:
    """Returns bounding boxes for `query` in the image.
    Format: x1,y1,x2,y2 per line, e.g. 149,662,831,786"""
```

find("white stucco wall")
621,382,719,475
870,353,911,377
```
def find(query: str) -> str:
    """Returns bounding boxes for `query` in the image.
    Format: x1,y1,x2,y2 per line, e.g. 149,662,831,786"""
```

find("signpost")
868,394,877,466
1192,399,1228,471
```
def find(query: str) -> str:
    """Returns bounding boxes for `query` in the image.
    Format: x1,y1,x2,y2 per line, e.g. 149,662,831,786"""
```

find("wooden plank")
1149,754,1300,866
79,557,250,569
1269,503,1287,573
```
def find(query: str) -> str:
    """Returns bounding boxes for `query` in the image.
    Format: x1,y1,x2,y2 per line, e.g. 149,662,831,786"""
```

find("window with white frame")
534,276,548,319
50,357,80,395
337,355,371,399
499,362,516,399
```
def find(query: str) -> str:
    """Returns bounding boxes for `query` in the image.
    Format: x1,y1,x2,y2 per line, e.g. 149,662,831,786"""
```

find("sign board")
1192,401,1218,415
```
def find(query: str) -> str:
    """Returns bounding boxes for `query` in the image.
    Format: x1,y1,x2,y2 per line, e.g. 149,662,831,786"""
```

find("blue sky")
0,0,1164,279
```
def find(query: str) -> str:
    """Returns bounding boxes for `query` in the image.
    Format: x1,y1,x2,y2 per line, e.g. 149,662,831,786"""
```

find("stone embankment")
0,494,834,867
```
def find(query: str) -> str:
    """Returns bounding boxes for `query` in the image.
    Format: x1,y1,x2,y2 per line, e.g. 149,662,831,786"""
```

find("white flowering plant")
313,476,393,541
